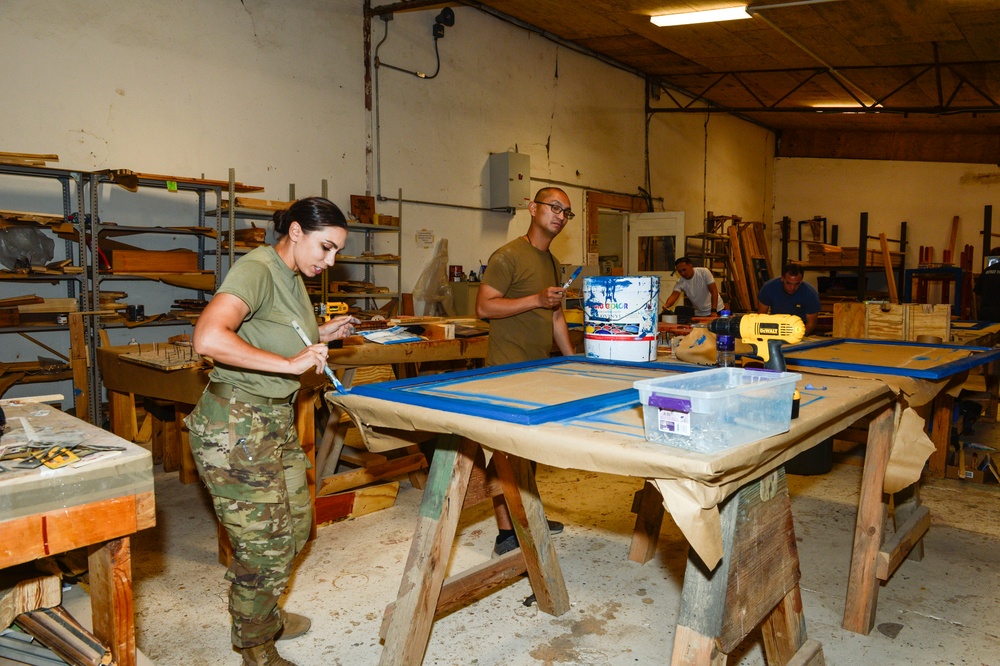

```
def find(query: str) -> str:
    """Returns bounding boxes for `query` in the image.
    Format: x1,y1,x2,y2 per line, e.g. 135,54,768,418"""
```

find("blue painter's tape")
781,338,1000,380
349,356,707,425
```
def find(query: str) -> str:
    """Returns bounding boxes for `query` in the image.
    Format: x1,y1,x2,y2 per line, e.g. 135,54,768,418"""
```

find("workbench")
0,401,154,666
329,357,928,665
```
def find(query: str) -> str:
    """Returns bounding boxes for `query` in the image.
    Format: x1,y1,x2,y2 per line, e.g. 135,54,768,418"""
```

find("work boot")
241,639,297,666
276,610,311,641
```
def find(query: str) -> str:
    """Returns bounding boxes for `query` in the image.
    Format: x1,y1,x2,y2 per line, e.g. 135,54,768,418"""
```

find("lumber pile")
725,220,771,311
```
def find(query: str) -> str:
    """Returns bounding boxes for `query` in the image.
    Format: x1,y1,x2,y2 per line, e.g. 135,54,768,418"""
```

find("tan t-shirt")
482,237,561,366
207,245,318,399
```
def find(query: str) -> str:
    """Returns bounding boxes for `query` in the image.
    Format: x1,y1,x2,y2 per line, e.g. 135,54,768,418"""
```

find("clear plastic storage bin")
634,367,801,454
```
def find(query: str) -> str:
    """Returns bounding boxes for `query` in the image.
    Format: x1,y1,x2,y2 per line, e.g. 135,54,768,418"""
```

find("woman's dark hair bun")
272,197,348,237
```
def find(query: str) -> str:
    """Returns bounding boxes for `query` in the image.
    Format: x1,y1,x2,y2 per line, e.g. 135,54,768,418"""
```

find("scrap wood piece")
317,452,427,496
0,152,58,166
943,215,960,264
0,569,61,629
727,225,752,310
220,197,291,212
879,232,899,304
96,168,264,193
15,605,112,666
315,481,399,526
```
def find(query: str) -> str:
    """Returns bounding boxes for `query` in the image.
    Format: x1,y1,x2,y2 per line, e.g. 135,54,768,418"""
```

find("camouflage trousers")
186,389,312,649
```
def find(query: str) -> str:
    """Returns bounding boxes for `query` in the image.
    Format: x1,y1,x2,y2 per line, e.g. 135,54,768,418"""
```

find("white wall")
0,0,776,407
773,158,1000,278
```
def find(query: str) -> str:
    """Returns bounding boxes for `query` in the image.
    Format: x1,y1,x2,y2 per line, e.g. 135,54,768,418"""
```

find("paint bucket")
449,265,463,282
583,275,660,362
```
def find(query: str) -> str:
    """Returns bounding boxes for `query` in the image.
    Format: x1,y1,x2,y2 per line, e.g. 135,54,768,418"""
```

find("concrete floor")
114,441,1000,666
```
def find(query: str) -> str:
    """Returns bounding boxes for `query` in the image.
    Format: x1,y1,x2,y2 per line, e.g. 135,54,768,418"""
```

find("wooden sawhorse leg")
843,402,929,635
379,437,569,666
671,468,823,665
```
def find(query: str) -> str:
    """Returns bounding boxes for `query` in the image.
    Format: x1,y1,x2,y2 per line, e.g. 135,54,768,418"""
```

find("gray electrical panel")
489,151,531,209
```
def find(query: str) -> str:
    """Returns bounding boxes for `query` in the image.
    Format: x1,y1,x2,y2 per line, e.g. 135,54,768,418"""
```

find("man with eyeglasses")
756,263,821,335
476,186,576,555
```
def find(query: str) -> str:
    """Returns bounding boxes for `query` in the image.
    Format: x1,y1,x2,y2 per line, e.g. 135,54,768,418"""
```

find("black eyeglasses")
533,200,575,220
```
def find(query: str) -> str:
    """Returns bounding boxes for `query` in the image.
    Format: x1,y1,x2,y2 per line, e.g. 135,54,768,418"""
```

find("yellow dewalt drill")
708,313,804,371
315,301,349,323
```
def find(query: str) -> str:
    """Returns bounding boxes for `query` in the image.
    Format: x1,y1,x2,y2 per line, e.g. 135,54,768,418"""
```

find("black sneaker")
492,520,564,556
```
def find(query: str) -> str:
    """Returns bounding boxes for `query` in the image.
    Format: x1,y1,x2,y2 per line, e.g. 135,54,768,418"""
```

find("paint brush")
562,266,583,289
291,320,347,394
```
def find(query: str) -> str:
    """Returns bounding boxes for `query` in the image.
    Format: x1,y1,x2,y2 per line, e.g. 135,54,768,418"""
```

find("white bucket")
583,275,660,362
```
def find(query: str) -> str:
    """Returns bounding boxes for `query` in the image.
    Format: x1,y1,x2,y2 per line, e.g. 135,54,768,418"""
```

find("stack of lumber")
220,227,266,250
839,247,904,267
726,221,772,311
805,243,842,265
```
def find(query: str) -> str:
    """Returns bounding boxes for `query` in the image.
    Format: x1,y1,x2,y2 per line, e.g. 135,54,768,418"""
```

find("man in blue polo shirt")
757,263,821,335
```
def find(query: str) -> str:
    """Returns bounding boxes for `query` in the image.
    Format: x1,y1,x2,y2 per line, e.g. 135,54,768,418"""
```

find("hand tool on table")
291,320,347,394
562,266,583,289
708,313,804,371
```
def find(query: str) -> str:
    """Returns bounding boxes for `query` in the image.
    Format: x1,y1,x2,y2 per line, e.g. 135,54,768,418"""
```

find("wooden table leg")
175,402,197,485
379,434,478,666
88,537,135,666
843,402,895,635
629,480,666,564
491,451,570,616
927,392,952,477
671,468,820,666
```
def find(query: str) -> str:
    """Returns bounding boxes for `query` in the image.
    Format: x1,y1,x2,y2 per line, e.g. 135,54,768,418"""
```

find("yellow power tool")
315,301,349,322
708,313,804,371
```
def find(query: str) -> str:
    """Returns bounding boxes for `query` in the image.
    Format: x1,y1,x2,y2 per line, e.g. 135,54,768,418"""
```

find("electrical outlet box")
489,151,531,210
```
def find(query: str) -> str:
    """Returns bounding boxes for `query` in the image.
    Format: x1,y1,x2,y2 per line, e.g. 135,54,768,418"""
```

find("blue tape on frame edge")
349,356,706,425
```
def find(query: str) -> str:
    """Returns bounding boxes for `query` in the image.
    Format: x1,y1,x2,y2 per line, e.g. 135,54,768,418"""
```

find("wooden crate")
834,302,950,341
109,249,199,273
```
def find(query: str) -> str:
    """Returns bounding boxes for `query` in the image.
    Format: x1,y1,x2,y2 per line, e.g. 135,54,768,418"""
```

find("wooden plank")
109,249,199,273
379,435,477,666
833,302,867,338
0,492,153,571
879,233,899,304
944,215,960,264
108,390,138,442
175,404,198,485
380,550,527,640
761,587,813,666
88,538,135,666
118,344,203,371
317,453,427,496
727,225,753,311
785,639,826,666
928,393,952,477
843,402,895,635
876,505,930,580
0,571,61,630
68,314,90,423
315,482,399,525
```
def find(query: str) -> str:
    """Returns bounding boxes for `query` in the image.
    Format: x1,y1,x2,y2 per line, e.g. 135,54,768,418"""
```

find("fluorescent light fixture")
650,6,752,27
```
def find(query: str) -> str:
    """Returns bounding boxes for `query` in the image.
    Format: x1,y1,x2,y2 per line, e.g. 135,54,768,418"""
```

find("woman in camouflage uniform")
188,197,358,666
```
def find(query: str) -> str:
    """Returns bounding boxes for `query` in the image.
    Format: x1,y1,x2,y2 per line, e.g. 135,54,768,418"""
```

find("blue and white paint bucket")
583,275,660,362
